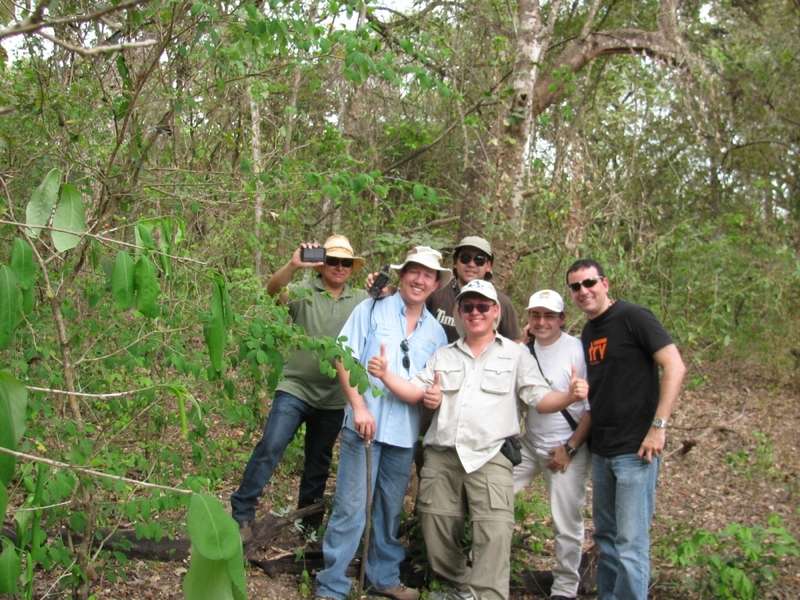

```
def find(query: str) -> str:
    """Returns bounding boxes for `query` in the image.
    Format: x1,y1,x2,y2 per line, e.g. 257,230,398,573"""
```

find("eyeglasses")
567,277,604,292
458,252,488,267
528,311,560,321
400,340,410,370
460,302,494,314
325,257,354,268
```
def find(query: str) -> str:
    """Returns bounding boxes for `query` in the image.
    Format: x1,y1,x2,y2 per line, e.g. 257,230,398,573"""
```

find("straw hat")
314,235,365,274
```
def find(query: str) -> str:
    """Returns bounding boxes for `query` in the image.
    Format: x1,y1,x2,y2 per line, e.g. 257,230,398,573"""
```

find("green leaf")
25,168,61,239
20,285,34,316
10,238,35,290
183,553,235,600
135,222,156,252
0,540,21,594
0,266,21,352
52,184,87,252
112,251,135,310
0,486,7,522
186,494,240,561
134,257,160,318
0,371,27,486
206,314,225,372
412,183,424,200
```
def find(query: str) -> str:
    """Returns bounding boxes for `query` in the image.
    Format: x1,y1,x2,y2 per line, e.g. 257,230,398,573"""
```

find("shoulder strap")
528,341,578,431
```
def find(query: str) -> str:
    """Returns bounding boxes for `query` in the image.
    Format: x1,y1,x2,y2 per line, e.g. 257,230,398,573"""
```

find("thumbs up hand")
367,344,389,380
569,365,589,401
423,372,442,410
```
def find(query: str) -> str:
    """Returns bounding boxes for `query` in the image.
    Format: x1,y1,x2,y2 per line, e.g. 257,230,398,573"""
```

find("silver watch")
651,418,667,429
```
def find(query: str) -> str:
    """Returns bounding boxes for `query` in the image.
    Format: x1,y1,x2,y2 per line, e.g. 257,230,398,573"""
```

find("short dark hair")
566,259,605,284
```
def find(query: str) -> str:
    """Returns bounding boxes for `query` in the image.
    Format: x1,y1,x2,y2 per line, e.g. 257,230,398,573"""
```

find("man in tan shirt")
367,279,588,600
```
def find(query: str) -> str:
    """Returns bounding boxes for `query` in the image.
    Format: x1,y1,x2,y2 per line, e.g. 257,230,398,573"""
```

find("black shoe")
550,596,577,600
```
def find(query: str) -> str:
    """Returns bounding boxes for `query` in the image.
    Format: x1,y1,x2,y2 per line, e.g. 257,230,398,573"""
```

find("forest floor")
17,356,800,599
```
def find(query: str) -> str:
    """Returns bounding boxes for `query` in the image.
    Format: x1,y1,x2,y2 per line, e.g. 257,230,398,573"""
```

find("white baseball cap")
525,289,564,313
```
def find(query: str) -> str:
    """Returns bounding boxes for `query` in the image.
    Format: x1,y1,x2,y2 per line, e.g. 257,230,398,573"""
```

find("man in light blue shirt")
315,247,450,600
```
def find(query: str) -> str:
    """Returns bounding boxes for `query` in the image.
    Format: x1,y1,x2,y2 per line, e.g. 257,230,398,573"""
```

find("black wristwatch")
564,443,578,458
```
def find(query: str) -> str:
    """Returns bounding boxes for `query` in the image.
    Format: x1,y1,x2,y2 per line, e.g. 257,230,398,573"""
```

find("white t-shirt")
522,333,589,455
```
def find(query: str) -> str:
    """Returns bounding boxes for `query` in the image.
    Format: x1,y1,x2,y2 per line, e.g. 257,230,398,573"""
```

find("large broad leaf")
0,540,21,595
52,184,87,252
186,494,240,562
182,553,235,600
0,486,7,523
206,284,226,372
25,169,61,239
10,238,35,290
134,257,160,318
0,266,20,352
0,371,27,447
0,371,28,486
158,219,173,279
111,251,135,310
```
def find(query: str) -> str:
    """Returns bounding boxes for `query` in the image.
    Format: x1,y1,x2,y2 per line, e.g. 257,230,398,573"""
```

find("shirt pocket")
481,358,514,395
436,362,464,392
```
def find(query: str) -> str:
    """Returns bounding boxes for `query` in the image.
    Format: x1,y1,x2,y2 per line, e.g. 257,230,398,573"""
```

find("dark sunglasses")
458,252,488,267
567,276,604,292
460,302,494,314
326,257,354,268
400,340,410,370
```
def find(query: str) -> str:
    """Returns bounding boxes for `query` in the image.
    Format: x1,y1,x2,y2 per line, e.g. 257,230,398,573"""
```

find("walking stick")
356,438,373,599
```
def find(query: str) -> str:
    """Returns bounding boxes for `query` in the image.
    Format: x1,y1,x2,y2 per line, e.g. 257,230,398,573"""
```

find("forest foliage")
1,0,799,597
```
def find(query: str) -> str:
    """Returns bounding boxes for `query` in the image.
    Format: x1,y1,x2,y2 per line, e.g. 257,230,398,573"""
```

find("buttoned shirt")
411,335,552,473
339,292,448,448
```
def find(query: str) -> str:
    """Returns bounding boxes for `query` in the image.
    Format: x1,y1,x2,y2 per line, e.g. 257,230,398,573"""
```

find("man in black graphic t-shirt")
566,259,685,600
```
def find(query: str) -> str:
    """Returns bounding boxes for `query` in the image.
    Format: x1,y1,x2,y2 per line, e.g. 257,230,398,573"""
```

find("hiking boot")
371,583,420,600
237,520,253,544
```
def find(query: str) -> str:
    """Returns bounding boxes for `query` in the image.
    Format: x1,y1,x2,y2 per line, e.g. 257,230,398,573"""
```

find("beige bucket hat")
390,246,453,291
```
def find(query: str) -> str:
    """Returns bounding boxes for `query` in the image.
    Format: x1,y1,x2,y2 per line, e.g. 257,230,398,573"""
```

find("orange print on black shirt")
588,337,607,365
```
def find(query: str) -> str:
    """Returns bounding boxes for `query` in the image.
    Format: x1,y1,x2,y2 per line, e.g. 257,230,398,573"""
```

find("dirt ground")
14,357,800,599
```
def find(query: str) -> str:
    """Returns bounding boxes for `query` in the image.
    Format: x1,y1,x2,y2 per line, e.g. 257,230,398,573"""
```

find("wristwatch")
564,443,578,458
651,418,668,429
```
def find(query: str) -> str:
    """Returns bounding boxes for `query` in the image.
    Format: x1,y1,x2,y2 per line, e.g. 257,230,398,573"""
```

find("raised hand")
569,365,589,401
422,372,442,410
367,344,388,379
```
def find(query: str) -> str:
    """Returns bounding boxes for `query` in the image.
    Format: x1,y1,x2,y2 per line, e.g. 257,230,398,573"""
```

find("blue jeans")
316,427,415,600
592,453,660,600
230,391,344,529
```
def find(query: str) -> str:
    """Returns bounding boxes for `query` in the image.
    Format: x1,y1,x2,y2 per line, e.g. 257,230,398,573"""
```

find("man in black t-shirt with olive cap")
426,236,522,344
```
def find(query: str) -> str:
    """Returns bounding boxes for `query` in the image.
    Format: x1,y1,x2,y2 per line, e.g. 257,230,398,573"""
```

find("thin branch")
37,31,157,56
0,0,152,41
0,219,206,265
0,447,193,495
25,386,148,399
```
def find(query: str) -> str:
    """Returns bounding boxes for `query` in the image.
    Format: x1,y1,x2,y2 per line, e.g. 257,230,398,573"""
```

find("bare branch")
0,0,152,42
37,30,158,56
0,447,193,495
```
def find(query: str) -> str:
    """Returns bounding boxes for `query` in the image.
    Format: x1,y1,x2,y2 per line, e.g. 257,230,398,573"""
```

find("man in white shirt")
515,289,591,600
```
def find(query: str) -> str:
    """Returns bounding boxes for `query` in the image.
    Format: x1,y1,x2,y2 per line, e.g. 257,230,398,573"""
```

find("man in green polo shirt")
231,235,369,543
